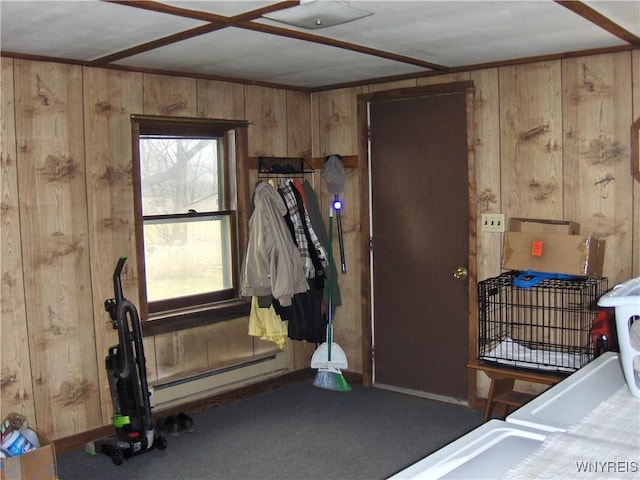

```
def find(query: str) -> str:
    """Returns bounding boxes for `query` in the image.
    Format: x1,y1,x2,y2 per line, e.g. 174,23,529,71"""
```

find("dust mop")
311,202,351,391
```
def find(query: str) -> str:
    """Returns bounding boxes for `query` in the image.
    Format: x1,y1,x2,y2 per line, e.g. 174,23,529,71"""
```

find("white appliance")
387,420,547,480
506,352,625,432
389,352,629,479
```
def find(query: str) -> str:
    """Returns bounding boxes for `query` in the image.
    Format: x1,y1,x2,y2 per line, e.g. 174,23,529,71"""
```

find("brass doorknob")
453,267,468,279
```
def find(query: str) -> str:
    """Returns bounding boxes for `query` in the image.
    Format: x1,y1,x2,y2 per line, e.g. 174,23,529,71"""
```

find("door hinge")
369,236,373,250
371,345,375,359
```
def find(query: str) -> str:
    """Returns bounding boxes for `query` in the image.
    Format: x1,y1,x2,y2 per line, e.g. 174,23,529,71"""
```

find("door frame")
356,81,479,405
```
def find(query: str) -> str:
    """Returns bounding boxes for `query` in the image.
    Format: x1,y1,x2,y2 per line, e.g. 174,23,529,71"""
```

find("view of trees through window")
139,136,232,303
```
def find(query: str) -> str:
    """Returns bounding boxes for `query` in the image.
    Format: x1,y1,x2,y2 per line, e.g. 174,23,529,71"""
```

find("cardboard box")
1,444,57,480
509,217,580,235
503,231,605,277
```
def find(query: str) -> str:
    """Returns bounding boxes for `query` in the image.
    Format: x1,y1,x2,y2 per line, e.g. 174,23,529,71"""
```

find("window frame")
130,115,251,335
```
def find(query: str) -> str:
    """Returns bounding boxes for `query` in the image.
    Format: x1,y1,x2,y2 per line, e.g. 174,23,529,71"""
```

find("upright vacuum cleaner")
91,257,167,465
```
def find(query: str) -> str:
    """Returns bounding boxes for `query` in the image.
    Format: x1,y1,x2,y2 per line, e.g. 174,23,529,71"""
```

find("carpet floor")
56,381,482,480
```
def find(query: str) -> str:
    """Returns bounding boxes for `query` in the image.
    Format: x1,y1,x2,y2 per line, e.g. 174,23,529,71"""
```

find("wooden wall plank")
83,67,144,424
14,60,101,440
314,87,361,158
468,68,502,399
1,57,36,424
469,69,502,282
500,61,563,220
312,87,364,373
197,79,245,120
245,85,287,157
286,89,312,158
335,165,362,373
143,74,197,117
562,52,634,284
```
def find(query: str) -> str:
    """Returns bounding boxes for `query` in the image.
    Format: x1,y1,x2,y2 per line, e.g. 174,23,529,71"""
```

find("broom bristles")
313,367,352,392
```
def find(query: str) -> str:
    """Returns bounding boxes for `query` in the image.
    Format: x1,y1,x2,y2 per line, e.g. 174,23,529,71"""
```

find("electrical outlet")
481,213,505,232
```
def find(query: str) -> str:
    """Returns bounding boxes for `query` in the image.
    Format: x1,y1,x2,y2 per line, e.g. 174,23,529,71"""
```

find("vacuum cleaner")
90,257,167,465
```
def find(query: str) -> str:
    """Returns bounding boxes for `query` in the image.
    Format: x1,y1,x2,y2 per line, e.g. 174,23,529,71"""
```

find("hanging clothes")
288,181,328,277
279,276,325,344
273,180,328,343
241,182,309,307
248,297,288,349
279,181,316,278
290,181,328,274
300,179,342,309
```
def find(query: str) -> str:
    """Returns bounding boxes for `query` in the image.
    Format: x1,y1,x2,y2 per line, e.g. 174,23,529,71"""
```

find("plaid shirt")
280,181,328,279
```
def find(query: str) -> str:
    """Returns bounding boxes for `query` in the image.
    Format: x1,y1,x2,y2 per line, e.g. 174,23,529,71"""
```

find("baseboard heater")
149,351,289,409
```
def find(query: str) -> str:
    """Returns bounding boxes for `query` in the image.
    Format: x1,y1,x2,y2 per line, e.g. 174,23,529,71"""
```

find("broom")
312,202,351,392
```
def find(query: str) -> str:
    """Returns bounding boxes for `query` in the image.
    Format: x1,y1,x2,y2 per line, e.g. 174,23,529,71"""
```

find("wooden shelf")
493,391,536,409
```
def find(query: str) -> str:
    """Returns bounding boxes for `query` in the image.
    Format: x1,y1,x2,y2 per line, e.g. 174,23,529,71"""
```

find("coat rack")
257,156,314,178
249,155,358,171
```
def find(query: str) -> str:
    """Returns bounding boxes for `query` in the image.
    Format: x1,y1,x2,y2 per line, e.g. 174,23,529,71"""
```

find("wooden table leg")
483,376,515,422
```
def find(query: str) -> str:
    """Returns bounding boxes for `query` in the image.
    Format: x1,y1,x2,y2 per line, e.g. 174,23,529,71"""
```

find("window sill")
141,298,251,336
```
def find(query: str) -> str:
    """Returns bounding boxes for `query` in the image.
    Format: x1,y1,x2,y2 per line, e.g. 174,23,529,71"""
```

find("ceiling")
1,1,639,91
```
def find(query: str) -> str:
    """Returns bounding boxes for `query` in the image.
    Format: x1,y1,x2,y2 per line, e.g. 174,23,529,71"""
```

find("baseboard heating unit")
149,351,289,409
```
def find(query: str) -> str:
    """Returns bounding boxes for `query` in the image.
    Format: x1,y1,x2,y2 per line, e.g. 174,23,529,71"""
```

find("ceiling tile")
159,1,283,17
114,26,427,88
0,1,207,61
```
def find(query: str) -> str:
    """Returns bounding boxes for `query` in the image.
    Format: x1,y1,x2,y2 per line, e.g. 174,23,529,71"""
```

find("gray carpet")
56,381,482,480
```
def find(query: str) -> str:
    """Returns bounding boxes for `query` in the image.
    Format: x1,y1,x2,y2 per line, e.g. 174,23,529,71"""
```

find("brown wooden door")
369,91,469,400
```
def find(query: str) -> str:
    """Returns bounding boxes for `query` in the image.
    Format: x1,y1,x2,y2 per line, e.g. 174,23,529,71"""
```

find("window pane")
139,137,221,215
143,216,233,302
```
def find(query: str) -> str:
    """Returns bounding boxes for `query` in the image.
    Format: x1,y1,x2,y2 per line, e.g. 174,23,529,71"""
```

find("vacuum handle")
113,256,127,304
117,299,154,431
114,304,132,380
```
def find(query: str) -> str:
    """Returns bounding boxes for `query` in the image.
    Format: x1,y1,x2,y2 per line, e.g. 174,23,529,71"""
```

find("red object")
531,240,543,257
591,308,617,356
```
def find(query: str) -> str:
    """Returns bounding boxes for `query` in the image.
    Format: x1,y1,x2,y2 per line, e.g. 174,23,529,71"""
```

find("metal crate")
478,271,608,373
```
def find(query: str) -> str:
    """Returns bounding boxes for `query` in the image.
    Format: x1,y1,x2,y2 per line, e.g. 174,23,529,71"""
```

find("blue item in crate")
513,270,580,288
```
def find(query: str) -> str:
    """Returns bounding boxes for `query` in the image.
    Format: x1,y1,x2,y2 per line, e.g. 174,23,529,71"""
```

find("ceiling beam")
90,23,226,65
555,0,640,47
95,0,448,72
238,22,449,72
93,1,299,65
105,0,298,24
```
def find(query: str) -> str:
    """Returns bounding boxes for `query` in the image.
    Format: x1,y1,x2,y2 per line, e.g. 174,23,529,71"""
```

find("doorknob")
453,267,468,279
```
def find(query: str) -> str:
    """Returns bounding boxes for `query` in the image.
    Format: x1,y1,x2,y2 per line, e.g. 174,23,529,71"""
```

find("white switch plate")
481,213,505,232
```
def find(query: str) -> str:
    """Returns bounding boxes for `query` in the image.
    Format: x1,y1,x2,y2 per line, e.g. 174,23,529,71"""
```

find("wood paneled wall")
1,60,313,441
1,49,638,442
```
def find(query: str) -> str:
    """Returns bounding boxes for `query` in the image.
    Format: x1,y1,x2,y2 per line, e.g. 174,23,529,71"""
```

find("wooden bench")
467,362,565,422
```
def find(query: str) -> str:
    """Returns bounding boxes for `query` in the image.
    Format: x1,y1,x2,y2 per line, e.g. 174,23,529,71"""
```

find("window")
131,116,250,332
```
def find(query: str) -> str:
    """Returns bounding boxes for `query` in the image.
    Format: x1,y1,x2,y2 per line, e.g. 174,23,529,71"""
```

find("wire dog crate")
478,271,608,374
